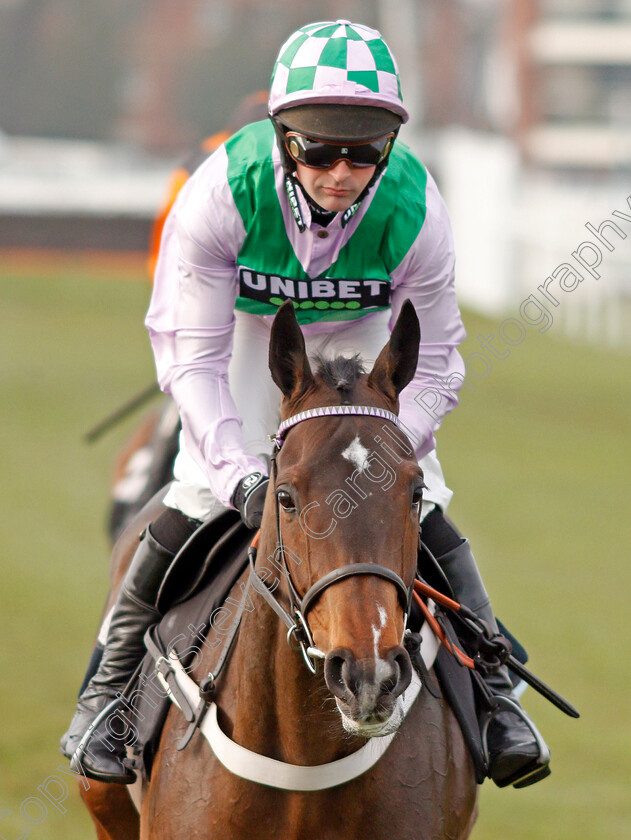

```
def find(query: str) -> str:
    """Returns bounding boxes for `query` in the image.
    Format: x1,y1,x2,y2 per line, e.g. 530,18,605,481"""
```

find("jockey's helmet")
269,20,407,172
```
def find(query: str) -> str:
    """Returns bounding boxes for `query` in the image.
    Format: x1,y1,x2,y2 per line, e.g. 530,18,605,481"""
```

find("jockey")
62,20,550,789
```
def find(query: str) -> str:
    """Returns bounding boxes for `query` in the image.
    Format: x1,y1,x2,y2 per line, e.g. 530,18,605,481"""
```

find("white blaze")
342,435,370,473
339,604,401,737
372,605,390,685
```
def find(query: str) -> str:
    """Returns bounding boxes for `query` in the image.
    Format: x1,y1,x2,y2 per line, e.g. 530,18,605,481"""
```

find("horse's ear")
269,301,315,399
367,300,420,402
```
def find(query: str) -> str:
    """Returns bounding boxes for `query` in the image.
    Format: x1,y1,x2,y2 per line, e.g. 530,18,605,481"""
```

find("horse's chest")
149,700,475,840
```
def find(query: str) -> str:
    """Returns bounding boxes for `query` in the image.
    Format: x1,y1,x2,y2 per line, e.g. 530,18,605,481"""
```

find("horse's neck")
224,561,361,766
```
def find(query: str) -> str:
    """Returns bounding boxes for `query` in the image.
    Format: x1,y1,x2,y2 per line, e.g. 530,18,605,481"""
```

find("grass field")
1,256,630,839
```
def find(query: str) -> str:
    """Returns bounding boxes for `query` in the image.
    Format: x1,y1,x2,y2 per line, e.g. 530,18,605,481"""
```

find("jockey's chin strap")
248,404,415,675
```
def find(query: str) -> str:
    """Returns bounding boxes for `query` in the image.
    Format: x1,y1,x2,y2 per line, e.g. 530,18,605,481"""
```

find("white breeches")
163,310,452,522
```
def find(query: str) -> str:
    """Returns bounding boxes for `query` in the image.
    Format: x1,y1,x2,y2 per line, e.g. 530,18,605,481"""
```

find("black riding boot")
436,539,551,788
60,509,198,783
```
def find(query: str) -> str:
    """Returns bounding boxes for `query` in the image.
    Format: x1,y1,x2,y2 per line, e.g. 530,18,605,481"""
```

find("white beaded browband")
272,405,406,449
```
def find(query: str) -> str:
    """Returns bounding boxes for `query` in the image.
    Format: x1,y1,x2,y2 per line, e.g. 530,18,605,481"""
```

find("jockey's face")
295,160,376,213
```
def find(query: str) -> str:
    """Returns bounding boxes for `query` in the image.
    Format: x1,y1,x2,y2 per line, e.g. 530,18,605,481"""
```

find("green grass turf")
0,259,629,838
0,262,156,839
437,310,631,839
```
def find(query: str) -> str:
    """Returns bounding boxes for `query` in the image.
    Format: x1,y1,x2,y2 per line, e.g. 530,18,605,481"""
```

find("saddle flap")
128,518,253,781
156,510,250,613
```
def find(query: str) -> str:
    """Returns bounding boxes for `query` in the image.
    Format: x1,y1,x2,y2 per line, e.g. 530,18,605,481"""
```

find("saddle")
122,519,523,784
125,513,253,779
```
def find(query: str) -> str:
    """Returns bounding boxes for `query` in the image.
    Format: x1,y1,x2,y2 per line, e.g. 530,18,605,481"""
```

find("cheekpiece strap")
272,405,405,448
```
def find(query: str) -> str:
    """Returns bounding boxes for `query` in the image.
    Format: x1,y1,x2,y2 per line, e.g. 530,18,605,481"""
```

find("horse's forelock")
314,354,365,395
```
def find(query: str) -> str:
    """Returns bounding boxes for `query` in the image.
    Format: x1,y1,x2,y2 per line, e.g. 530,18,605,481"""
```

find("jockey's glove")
232,472,269,530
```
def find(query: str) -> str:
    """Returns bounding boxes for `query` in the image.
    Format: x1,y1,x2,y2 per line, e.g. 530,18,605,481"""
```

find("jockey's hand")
232,472,269,529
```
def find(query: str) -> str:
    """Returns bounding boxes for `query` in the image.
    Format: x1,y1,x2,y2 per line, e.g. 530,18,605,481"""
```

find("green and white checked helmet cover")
269,20,409,123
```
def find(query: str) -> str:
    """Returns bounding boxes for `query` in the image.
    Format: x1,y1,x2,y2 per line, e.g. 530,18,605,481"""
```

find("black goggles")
284,131,395,169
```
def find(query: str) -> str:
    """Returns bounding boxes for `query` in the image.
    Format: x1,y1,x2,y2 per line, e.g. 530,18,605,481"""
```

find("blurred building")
404,0,631,346
510,0,631,170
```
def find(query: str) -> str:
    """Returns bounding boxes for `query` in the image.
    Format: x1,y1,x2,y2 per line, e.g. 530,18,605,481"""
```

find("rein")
412,579,580,718
251,404,415,674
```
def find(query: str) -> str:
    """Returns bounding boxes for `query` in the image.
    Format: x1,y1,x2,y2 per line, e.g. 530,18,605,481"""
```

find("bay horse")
79,300,478,840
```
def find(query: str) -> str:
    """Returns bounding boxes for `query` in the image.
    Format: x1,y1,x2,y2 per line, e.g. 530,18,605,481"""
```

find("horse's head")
266,300,423,737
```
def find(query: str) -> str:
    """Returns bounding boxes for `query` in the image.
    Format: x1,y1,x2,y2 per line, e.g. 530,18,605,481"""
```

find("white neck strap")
157,610,439,792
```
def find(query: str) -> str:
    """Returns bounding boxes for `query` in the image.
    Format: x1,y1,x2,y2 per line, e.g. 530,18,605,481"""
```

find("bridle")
249,405,416,674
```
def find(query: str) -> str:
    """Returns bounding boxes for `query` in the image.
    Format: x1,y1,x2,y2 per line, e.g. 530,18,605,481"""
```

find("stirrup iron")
480,695,551,788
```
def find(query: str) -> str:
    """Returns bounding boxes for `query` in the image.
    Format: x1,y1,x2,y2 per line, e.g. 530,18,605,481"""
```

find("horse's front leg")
80,780,139,840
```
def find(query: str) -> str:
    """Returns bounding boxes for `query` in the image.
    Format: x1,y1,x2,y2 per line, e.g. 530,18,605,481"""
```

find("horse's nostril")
324,653,346,700
325,646,412,710
389,648,413,696
381,673,398,695
324,649,357,702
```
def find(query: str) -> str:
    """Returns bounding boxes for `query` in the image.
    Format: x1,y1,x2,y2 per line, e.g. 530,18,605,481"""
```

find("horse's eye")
277,490,296,511
412,482,425,507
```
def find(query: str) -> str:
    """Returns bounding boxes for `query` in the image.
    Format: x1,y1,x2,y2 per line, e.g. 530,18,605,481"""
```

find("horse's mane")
313,353,365,396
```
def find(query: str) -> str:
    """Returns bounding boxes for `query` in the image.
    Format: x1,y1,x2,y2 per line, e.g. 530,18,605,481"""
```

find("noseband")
249,405,416,674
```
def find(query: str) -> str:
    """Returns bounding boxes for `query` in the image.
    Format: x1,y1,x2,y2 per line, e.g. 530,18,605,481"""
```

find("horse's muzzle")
324,646,413,736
